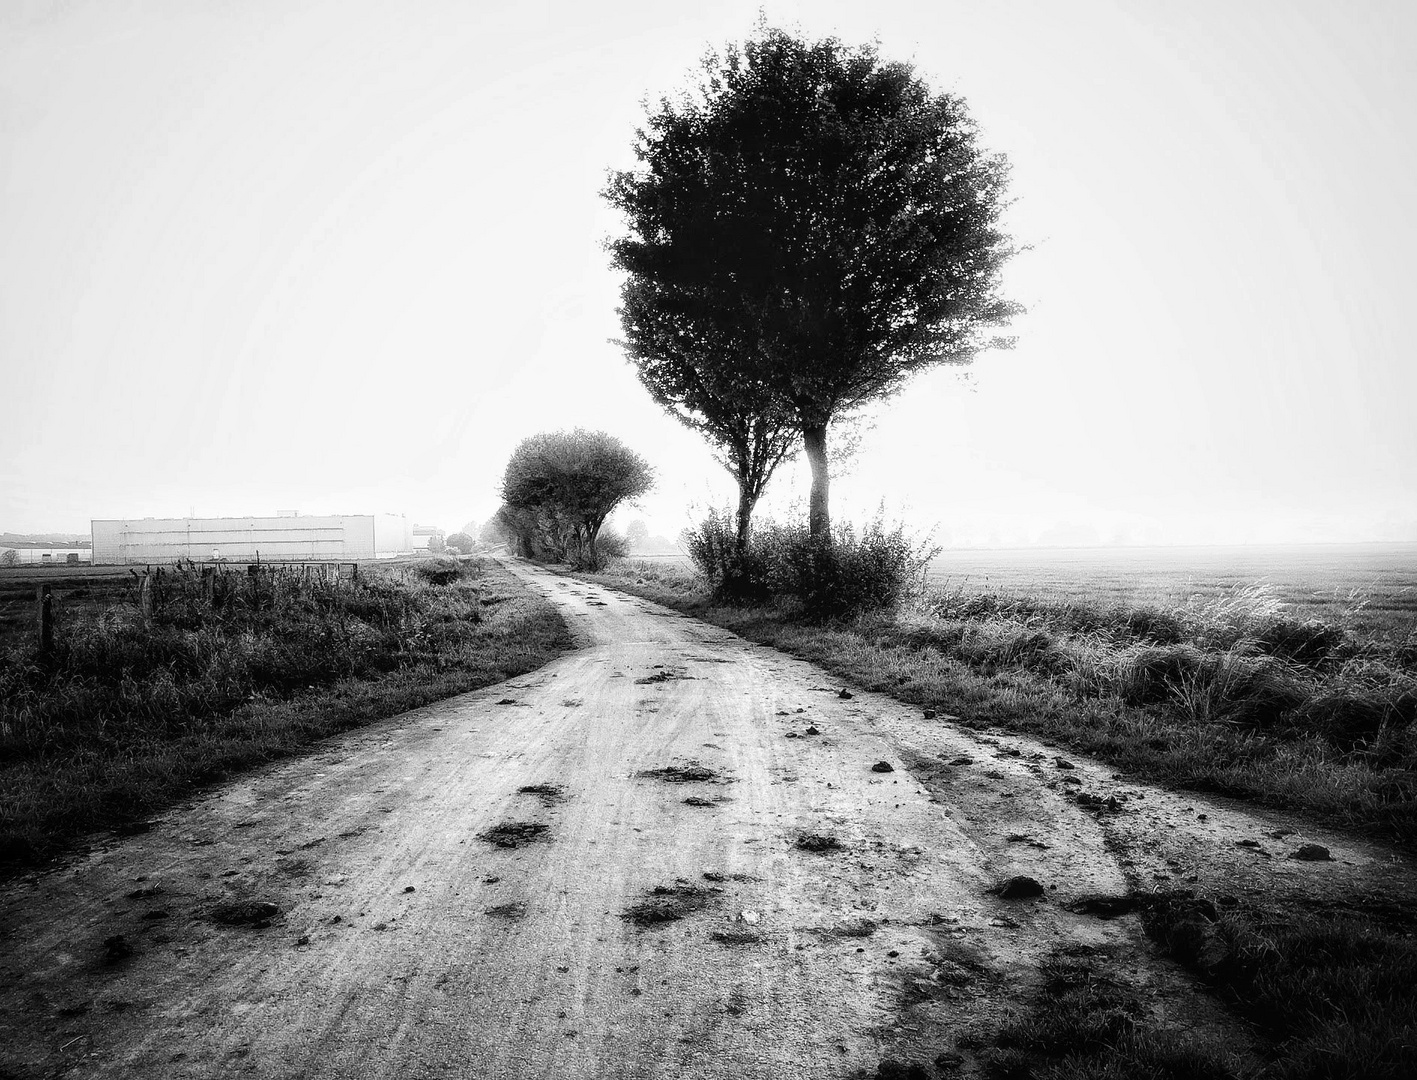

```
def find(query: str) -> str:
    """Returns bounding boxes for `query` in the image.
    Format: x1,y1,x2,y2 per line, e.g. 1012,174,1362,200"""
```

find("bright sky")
3,0,1413,546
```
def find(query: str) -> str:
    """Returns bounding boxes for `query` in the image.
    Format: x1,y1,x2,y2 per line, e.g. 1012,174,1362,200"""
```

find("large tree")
616,277,798,551
500,429,654,568
605,27,1020,539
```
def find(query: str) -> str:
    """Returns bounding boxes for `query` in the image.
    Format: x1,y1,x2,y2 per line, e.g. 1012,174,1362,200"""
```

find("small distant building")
0,542,91,565
411,525,441,553
90,514,414,565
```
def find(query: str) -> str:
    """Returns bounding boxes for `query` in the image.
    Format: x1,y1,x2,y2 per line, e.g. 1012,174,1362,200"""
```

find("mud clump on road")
683,795,719,807
991,875,1045,900
486,902,528,920
795,832,844,854
102,934,134,963
623,882,722,926
479,822,551,849
811,918,879,940
634,667,695,685
638,761,725,784
1068,895,1136,919
710,928,763,946
209,900,281,927
517,784,566,807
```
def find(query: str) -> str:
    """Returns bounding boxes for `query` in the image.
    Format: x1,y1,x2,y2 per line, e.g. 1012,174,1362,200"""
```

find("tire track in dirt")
2,560,1407,1078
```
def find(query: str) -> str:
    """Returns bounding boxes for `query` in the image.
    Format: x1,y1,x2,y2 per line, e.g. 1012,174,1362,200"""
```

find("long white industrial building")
90,514,414,564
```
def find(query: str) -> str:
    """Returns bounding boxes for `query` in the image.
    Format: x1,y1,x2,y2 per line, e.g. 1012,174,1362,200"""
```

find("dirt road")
2,560,1409,1078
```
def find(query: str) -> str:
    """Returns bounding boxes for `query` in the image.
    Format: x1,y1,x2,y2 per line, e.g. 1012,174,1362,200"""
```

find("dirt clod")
805,726,820,735
1054,757,1076,769
102,935,133,962
209,901,281,926
1290,843,1333,861
683,796,717,807
795,833,843,854
639,762,722,784
992,876,1045,900
623,883,721,926
710,929,762,945
1073,791,1122,814
873,1060,929,1080
494,698,517,705
837,689,854,699
634,669,693,685
517,783,566,806
1067,895,1135,919
479,822,550,849
486,902,527,920
949,756,974,766
870,761,895,773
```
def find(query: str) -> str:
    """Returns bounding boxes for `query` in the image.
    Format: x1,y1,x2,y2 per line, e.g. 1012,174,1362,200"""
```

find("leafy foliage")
444,531,475,555
605,26,1019,537
500,429,653,568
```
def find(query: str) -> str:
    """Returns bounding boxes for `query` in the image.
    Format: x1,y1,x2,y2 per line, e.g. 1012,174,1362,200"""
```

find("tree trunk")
802,423,830,541
735,484,755,553
587,525,599,569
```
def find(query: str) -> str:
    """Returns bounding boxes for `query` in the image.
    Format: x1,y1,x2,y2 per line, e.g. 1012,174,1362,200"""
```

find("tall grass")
0,557,572,870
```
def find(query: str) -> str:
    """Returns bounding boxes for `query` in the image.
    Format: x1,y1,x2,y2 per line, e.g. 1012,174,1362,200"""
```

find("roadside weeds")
0,558,574,874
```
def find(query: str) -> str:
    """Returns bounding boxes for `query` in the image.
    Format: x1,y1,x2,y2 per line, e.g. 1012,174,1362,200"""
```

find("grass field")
928,542,1417,642
0,556,573,872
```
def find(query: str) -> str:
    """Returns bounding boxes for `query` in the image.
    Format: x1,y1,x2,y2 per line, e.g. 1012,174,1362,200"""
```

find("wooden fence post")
37,584,53,655
138,570,153,625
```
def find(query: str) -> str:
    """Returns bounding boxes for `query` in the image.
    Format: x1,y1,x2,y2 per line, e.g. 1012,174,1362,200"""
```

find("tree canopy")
605,26,1020,538
500,429,654,568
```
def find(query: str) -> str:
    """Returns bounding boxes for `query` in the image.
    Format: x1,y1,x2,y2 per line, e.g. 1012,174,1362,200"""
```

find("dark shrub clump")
685,509,935,619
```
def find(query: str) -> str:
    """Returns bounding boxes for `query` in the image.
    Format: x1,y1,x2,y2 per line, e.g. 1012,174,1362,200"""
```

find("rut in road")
3,558,1402,1079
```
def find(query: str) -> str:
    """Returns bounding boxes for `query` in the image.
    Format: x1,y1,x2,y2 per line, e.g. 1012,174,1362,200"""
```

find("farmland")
928,542,1417,641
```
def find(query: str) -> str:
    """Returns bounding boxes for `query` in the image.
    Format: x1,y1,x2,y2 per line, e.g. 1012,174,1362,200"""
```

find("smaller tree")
427,529,447,554
615,277,799,552
445,532,474,555
624,520,651,551
0,549,18,567
501,429,654,568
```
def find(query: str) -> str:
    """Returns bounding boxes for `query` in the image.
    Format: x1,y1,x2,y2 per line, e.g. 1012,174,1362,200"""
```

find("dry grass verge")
0,557,573,873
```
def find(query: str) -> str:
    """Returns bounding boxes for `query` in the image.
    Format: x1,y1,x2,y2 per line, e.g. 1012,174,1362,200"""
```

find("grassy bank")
0,557,573,871
974,893,1417,1079
586,559,1417,844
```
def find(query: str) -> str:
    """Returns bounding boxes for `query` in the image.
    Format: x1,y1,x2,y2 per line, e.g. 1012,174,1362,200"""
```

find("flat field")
929,542,1417,640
